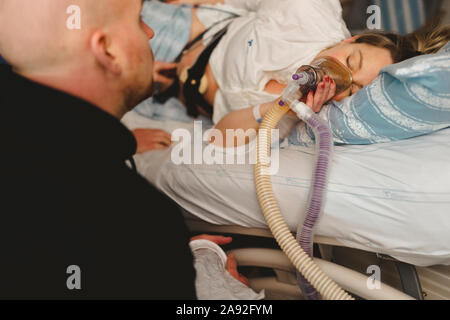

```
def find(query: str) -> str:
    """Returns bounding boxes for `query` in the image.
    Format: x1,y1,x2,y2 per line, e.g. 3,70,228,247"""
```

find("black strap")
183,26,228,117
153,19,233,117
151,30,208,105
174,15,235,64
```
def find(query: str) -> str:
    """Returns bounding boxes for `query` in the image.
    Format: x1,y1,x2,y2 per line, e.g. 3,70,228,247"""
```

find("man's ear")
90,30,121,75
343,35,360,43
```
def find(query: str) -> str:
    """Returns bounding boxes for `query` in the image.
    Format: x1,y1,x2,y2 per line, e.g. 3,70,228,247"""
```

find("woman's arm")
214,76,336,147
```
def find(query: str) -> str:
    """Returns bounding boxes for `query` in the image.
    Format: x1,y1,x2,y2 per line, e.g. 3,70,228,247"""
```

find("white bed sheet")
123,111,450,267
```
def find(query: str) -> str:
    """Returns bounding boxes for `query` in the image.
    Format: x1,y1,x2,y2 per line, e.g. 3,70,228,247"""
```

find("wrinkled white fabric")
190,240,264,300
122,111,450,267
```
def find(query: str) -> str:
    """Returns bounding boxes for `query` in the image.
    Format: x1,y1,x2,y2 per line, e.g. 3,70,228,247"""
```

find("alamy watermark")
171,121,280,175
66,265,82,290
366,265,381,290
367,5,382,30
66,5,81,30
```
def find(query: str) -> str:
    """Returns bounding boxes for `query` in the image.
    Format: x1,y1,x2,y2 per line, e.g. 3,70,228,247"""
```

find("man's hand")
191,234,251,287
226,253,251,287
132,128,172,153
153,61,178,94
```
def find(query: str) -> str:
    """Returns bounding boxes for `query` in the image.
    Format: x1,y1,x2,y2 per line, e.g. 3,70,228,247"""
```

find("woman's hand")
153,61,178,93
305,76,336,113
132,128,172,153
191,234,251,287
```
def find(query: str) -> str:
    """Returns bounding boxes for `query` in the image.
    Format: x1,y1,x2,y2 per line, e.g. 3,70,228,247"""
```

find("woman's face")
316,38,394,101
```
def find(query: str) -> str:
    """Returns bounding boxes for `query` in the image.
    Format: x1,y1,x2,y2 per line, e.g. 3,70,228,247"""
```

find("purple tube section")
295,111,333,300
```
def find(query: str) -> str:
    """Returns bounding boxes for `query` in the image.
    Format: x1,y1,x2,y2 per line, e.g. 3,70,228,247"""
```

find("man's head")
0,0,155,118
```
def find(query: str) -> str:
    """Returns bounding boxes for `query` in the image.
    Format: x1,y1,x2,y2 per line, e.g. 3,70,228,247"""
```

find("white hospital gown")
209,0,351,123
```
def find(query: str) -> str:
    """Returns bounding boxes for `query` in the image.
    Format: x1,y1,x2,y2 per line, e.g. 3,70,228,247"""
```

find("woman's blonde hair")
356,23,450,63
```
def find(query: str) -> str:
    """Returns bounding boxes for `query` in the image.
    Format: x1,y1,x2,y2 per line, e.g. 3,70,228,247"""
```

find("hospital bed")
132,2,450,299
122,111,450,300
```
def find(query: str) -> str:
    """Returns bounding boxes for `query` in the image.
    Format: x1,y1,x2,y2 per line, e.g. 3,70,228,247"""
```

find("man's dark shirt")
0,65,196,299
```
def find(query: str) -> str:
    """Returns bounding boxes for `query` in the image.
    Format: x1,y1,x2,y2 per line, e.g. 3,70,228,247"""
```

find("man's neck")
15,66,124,119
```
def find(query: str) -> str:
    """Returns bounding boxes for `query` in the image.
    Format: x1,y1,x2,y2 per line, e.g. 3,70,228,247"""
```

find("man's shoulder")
91,160,180,212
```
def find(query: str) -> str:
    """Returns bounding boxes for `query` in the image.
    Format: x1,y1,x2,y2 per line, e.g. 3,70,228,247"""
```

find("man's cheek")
145,41,154,66
148,78,155,96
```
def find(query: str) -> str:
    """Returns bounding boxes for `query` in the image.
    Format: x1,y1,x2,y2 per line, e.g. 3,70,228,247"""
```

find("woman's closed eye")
346,54,358,96
346,50,363,72
346,55,354,71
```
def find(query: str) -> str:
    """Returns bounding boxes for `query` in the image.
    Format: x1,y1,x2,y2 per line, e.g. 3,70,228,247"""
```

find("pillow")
289,41,450,146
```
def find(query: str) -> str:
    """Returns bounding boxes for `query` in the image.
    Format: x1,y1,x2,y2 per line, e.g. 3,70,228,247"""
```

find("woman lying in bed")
212,24,450,147
135,0,449,151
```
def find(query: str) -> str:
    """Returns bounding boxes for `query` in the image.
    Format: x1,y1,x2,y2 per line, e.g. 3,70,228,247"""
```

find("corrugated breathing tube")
254,99,354,300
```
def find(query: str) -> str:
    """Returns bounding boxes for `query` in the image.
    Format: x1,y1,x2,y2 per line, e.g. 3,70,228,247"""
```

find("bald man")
0,0,196,299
